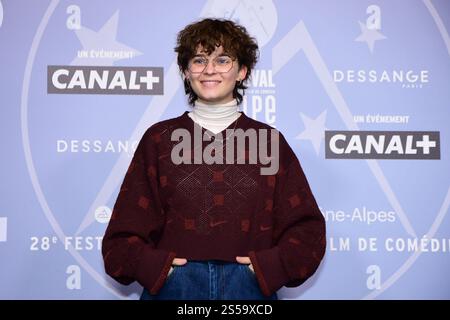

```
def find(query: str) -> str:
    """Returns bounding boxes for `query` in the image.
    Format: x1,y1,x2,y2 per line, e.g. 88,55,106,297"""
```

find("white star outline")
295,110,328,156
354,20,387,53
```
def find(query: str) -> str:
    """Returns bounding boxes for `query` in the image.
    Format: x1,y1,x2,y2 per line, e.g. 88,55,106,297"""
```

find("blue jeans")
140,260,278,300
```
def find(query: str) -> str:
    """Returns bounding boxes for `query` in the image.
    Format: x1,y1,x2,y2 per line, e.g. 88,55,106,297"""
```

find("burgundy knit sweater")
102,111,326,297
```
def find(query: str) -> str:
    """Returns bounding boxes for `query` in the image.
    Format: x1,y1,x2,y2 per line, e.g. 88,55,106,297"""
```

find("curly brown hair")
174,18,259,106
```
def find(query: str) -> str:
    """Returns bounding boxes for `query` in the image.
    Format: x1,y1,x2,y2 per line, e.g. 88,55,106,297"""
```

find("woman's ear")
238,65,247,81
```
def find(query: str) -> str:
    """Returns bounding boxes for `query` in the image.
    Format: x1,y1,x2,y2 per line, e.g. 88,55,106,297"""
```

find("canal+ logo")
325,131,440,159
47,65,164,95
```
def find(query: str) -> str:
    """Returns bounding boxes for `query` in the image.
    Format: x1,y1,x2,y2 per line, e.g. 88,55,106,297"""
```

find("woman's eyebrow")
192,53,231,58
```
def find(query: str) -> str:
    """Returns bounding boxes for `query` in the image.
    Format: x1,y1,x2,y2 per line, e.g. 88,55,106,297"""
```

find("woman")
102,18,326,300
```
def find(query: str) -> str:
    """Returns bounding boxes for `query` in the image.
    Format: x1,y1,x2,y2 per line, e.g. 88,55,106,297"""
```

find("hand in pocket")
168,257,188,277
236,256,254,273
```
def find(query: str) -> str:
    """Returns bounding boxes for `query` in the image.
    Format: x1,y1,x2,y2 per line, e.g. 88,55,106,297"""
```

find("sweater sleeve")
101,127,176,295
248,133,326,297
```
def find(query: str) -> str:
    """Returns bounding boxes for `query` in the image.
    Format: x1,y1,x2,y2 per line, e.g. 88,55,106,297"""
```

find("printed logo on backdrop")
333,70,429,89
94,206,112,224
242,69,277,128
325,131,440,159
56,139,139,154
335,4,429,88
47,66,163,95
20,0,450,300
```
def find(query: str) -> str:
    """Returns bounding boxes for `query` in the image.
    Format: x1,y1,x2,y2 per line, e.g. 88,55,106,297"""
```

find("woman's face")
185,45,247,104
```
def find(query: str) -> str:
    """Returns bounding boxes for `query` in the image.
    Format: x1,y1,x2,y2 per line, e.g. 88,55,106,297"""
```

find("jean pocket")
241,264,256,279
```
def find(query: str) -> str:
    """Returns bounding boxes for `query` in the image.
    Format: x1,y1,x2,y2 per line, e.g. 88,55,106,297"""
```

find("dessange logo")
47,65,164,95
333,70,429,88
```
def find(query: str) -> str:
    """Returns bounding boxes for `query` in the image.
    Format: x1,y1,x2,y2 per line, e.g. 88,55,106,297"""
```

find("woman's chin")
197,95,230,104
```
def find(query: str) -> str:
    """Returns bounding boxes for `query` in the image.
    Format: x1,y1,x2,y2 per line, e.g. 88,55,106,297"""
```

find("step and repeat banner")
1,0,449,299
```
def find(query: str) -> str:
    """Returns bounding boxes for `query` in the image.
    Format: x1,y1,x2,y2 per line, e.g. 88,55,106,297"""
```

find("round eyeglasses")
188,56,234,74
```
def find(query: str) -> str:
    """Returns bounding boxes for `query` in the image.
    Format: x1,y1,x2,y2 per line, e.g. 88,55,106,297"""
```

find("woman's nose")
203,60,216,74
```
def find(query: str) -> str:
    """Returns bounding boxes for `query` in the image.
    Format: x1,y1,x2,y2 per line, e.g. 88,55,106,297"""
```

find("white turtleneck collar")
188,99,241,134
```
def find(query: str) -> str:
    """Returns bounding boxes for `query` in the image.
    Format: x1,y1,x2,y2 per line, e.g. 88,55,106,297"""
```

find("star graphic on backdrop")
354,21,387,53
295,110,328,156
71,10,142,66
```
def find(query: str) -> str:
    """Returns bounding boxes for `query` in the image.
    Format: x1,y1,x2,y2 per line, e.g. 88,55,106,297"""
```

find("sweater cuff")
134,246,176,295
248,247,290,297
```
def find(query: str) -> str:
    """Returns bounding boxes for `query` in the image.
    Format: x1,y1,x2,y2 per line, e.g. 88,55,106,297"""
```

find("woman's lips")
200,80,221,88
